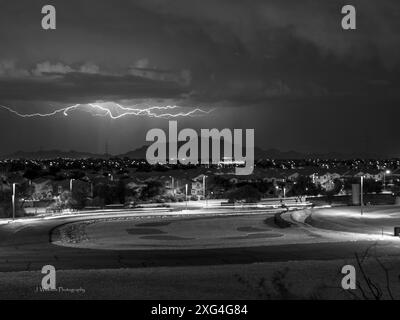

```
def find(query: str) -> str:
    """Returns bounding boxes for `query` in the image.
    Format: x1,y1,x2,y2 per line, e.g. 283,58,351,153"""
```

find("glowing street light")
383,169,391,191
275,185,285,198
69,178,75,192
12,183,16,220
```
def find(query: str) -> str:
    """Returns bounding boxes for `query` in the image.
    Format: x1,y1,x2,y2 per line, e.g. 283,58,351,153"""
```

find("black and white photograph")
1,0,400,309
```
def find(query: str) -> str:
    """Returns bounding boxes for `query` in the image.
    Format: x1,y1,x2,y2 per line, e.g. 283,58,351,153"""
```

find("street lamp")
185,184,188,210
275,185,285,198
169,176,175,196
12,183,16,221
203,175,207,207
360,175,364,216
69,178,75,193
383,169,391,191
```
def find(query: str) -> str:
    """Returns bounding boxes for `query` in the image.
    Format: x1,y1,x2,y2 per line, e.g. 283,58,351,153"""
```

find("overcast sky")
0,0,400,156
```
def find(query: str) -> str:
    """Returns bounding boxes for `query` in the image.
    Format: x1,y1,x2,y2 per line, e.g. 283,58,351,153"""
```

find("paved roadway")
1,208,399,272
309,205,400,236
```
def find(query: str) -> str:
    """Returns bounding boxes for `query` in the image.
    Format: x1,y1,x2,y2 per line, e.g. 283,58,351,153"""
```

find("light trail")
0,102,214,119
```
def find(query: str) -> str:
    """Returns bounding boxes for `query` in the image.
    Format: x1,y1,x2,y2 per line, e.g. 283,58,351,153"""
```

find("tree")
213,176,233,190
289,176,321,197
23,167,43,180
116,180,126,204
69,170,85,180
254,180,274,194
93,183,116,205
363,179,383,194
140,181,164,200
237,180,274,196
0,190,12,218
72,186,88,209
324,178,343,195
322,179,343,204
59,191,74,209
226,185,262,203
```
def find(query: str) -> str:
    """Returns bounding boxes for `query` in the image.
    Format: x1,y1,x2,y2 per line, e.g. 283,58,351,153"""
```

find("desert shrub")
273,212,292,228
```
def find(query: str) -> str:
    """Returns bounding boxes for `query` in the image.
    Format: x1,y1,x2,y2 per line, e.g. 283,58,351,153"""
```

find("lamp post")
185,184,188,210
275,185,285,198
203,175,207,207
12,183,16,221
360,175,364,216
69,178,75,193
170,176,175,196
383,169,391,191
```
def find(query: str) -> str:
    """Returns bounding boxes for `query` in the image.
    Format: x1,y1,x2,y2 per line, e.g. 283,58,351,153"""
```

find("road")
309,205,400,236
1,207,400,273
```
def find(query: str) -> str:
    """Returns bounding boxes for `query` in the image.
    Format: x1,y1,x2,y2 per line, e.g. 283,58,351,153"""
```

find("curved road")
1,209,399,272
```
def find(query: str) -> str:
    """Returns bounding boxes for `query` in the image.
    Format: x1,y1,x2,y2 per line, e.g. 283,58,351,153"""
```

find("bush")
273,212,292,228
226,185,262,203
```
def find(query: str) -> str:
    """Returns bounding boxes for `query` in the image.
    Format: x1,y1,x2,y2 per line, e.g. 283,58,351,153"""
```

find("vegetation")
226,185,262,203
0,157,398,216
273,212,293,228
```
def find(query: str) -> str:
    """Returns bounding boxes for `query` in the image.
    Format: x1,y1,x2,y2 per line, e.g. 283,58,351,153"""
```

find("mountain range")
1,145,386,160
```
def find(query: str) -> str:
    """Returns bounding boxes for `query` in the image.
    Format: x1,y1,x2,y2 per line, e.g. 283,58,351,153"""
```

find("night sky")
0,0,400,156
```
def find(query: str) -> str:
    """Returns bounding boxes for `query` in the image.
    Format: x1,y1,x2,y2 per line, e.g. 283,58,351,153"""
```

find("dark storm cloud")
0,0,399,108
0,72,188,103
1,0,400,155
129,0,400,104
0,0,399,109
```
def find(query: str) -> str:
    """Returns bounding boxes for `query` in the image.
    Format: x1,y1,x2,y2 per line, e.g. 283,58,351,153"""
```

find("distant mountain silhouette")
254,147,383,160
1,145,387,160
3,150,108,160
118,145,148,159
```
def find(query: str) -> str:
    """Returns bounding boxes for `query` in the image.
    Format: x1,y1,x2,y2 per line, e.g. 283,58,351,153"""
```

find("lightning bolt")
0,102,214,119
